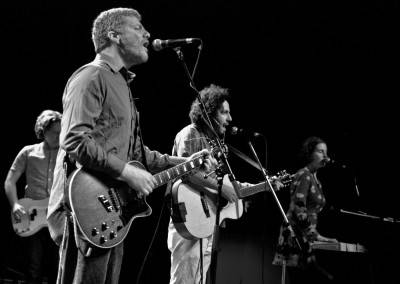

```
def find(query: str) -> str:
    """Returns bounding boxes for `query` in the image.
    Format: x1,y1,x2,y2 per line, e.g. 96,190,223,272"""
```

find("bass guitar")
67,154,208,249
171,171,292,240
11,198,48,237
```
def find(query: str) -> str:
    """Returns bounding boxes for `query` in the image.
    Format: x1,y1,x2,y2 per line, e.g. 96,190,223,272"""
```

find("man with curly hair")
5,109,61,284
167,84,244,284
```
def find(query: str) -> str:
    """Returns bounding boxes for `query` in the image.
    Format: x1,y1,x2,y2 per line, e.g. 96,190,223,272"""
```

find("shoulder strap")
62,153,77,212
135,108,150,172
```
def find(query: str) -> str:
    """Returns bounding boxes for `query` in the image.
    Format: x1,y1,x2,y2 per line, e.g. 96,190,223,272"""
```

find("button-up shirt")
11,142,58,200
48,53,185,218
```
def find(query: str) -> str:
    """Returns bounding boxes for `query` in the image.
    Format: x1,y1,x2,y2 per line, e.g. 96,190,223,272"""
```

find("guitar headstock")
269,170,293,190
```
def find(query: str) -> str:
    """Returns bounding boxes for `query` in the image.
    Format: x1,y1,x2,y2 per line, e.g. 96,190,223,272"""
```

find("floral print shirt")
287,167,326,240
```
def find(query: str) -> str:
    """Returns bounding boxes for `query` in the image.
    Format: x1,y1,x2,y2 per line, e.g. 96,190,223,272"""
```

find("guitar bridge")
108,188,122,212
98,195,114,212
200,192,210,218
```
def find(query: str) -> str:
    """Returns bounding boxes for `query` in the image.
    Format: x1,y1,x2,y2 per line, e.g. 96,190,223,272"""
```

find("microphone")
323,157,331,164
324,158,347,168
152,38,201,51
230,126,262,138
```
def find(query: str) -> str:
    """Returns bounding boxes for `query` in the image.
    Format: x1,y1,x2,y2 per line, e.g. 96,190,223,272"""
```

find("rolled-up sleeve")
143,145,186,173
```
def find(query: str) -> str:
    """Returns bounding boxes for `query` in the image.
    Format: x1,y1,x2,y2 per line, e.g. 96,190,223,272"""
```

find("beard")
119,43,149,67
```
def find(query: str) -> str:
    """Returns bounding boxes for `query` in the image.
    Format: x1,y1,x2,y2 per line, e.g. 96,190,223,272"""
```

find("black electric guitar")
171,171,292,240
67,154,209,249
11,198,49,237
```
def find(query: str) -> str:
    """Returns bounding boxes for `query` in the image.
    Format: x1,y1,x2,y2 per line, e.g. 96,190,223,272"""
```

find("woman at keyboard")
273,136,338,282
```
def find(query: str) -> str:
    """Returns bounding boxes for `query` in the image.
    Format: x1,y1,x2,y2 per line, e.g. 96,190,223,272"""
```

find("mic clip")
230,126,262,138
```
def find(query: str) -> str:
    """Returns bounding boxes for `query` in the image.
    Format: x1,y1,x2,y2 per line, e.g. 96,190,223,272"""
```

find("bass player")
4,109,61,284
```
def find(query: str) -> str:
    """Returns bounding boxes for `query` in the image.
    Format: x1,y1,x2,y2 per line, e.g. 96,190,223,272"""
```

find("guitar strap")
226,143,266,174
62,153,77,210
134,104,150,172
119,65,150,172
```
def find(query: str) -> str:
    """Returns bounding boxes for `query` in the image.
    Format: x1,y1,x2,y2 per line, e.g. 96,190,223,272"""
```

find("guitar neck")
153,155,204,187
238,181,272,199
237,172,292,199
311,241,367,253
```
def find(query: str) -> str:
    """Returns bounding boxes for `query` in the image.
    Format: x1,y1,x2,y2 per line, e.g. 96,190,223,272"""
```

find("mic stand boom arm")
247,141,305,284
173,47,237,284
247,141,302,251
172,47,235,178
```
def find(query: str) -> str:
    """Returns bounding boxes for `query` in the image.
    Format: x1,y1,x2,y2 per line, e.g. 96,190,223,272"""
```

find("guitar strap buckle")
63,153,77,177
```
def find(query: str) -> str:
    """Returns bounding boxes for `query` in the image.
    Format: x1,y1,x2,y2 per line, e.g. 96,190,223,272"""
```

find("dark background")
1,0,399,283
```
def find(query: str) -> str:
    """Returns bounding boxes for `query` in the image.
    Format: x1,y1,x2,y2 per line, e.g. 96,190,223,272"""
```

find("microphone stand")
173,46,237,284
247,140,302,284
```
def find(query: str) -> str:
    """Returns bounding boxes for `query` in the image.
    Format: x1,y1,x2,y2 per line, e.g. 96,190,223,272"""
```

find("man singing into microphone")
47,7,214,284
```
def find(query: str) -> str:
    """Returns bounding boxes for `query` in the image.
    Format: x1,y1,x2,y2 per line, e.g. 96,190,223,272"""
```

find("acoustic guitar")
171,171,292,239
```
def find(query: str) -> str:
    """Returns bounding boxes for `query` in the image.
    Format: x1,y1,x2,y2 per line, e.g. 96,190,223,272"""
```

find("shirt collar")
119,67,136,83
41,141,59,151
93,53,136,83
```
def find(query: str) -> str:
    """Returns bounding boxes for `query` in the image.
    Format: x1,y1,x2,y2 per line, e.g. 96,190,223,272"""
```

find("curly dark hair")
189,84,230,128
298,136,326,166
34,110,62,140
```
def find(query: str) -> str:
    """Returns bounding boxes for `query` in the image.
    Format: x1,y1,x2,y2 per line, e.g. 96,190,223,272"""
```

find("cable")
135,197,168,284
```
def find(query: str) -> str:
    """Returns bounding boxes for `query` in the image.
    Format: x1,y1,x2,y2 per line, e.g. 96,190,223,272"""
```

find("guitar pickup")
98,195,114,212
30,209,37,220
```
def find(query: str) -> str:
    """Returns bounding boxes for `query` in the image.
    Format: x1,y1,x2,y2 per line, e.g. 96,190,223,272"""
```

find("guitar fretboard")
239,181,271,198
311,241,367,253
153,156,204,187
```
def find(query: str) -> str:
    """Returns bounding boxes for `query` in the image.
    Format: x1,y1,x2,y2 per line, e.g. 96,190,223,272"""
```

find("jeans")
26,228,59,284
56,215,123,284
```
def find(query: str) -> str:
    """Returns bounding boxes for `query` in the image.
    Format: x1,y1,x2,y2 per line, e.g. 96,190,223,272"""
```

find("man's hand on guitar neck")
118,149,216,197
272,180,285,191
315,234,338,243
187,148,217,174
